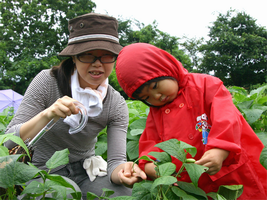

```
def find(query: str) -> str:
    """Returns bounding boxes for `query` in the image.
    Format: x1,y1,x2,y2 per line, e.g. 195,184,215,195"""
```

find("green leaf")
0,145,9,157
171,187,198,199
237,100,253,110
256,132,267,146
127,100,149,115
158,162,176,176
242,108,264,124
1,133,31,158
110,196,136,200
148,152,172,163
46,174,76,191
127,130,140,141
0,123,6,132
250,85,267,98
127,140,139,160
155,139,197,161
87,191,99,200
177,181,208,199
45,178,81,199
136,155,155,164
102,188,115,197
128,108,139,116
130,128,144,136
161,185,179,200
95,142,107,156
228,86,248,96
260,146,267,170
21,180,46,195
150,176,177,193
130,118,147,130
183,163,208,187
257,96,267,105
132,180,153,199
46,148,69,170
49,184,68,199
207,192,227,200
0,155,41,188
70,191,82,200
218,185,243,199
155,139,185,161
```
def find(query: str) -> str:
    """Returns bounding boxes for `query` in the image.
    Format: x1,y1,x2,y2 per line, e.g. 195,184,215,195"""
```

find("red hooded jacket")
116,43,267,199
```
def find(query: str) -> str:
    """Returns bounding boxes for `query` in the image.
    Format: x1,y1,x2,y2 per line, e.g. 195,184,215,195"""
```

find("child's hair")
132,76,177,107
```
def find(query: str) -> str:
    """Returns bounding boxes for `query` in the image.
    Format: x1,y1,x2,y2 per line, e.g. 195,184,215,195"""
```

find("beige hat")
59,13,123,56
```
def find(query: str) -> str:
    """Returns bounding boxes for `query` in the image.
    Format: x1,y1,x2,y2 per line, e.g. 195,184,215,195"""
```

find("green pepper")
186,158,196,163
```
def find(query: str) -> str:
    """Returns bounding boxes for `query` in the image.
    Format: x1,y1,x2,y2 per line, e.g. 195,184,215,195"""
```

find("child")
115,43,267,199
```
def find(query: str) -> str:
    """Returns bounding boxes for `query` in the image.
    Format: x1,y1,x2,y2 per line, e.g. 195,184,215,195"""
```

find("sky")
93,0,267,40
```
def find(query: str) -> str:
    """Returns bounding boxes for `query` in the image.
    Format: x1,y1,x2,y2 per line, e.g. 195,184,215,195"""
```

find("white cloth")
63,69,108,132
83,156,108,181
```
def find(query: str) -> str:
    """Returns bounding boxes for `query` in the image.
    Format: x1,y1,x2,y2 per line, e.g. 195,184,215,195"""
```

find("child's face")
138,79,178,106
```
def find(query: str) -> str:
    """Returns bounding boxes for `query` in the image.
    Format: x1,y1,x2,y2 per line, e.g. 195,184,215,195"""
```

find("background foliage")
0,2,267,198
199,10,267,87
1,84,266,199
0,0,95,94
1,1,266,96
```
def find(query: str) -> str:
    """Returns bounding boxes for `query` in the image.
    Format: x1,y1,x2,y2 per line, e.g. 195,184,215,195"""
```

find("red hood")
116,43,188,99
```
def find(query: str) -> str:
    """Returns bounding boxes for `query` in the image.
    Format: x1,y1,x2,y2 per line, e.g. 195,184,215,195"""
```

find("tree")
0,0,95,94
181,36,204,72
199,10,267,87
111,19,193,99
117,19,193,70
1,2,193,97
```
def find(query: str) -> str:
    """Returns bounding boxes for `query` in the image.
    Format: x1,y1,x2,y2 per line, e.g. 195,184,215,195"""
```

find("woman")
5,13,145,199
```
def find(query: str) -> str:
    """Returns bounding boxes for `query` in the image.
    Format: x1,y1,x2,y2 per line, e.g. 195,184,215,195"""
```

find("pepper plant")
228,85,267,169
131,139,243,200
0,133,82,199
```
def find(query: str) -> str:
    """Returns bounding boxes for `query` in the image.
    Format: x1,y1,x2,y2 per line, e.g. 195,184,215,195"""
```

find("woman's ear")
72,56,76,64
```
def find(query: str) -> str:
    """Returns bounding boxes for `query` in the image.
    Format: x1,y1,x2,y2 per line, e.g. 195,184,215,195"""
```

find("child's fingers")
133,164,147,180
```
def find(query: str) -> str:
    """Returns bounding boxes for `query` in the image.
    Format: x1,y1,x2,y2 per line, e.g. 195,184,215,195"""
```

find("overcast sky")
93,0,267,40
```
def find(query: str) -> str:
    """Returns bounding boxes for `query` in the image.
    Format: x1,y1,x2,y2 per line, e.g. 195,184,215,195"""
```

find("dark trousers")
54,160,132,199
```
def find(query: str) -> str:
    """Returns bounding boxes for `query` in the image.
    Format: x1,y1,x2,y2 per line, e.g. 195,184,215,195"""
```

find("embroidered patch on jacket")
195,113,211,145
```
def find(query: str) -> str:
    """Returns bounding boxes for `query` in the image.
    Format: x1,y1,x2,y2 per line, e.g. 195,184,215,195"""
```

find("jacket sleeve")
204,76,242,165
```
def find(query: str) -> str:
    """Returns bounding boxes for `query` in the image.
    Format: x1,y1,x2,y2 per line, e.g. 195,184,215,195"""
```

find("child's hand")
195,148,229,175
144,162,158,179
117,162,147,188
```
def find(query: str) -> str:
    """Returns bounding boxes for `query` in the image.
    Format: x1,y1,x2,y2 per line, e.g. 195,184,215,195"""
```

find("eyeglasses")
76,54,117,63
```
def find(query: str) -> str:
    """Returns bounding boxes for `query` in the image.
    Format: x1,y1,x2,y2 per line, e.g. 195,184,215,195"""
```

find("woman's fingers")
118,162,147,187
45,96,79,119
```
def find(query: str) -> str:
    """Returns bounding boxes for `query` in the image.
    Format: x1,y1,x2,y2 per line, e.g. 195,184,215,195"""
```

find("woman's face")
138,79,179,106
72,50,115,89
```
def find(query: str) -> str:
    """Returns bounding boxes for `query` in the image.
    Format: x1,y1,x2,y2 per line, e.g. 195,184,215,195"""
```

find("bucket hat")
59,13,122,56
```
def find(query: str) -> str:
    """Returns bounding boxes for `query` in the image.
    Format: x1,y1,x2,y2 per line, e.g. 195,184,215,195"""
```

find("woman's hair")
50,57,75,97
132,76,176,107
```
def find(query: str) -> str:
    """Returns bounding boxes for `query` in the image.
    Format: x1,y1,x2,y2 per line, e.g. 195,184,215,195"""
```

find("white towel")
63,69,108,132
83,156,107,181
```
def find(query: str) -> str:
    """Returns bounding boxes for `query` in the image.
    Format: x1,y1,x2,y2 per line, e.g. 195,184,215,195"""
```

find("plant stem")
175,163,185,178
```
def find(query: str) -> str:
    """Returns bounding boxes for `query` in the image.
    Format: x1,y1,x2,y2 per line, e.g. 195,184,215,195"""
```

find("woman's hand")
114,162,147,188
20,96,79,141
195,148,229,175
43,96,79,121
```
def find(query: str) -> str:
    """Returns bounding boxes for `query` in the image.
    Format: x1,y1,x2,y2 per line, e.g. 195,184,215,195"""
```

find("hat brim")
58,40,123,56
